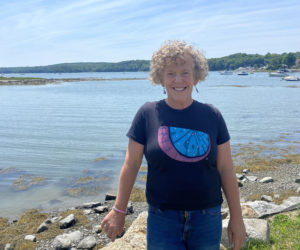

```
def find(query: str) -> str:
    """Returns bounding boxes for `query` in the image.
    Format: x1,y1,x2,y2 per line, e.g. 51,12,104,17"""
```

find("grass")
243,210,300,250
94,157,107,162
247,189,299,205
75,176,95,184
237,153,300,173
232,139,300,173
11,175,46,191
129,187,146,202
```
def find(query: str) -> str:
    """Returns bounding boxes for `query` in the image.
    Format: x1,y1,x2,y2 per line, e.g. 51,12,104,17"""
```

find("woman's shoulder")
193,100,222,115
139,100,163,111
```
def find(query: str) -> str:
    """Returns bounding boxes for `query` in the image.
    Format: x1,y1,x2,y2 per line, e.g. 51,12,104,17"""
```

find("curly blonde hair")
149,40,208,85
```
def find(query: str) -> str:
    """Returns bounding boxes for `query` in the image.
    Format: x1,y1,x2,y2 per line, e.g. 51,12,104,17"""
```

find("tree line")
208,52,299,70
0,52,299,73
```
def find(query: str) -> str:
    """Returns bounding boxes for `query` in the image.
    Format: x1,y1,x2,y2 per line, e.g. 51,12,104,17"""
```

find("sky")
1,0,300,67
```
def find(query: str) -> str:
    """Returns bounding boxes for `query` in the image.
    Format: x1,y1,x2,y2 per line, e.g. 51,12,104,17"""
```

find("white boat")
282,75,300,81
237,71,248,75
269,70,288,77
219,70,233,75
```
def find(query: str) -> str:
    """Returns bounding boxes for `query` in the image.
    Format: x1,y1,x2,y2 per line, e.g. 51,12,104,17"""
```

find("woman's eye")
167,72,174,76
183,72,190,75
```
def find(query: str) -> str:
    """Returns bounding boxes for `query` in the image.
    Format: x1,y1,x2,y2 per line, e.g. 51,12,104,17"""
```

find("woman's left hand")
227,217,246,250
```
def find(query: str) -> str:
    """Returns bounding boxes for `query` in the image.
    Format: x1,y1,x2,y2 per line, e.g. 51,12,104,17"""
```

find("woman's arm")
217,141,246,250
101,138,144,242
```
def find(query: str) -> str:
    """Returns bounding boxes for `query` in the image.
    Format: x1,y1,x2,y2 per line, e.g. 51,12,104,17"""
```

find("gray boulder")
37,222,48,233
94,205,108,214
59,214,76,229
105,193,117,201
4,244,13,250
222,218,269,248
246,176,257,182
259,177,273,183
77,236,97,249
24,234,36,242
65,230,83,243
53,234,72,250
261,195,273,202
77,201,102,209
101,211,148,250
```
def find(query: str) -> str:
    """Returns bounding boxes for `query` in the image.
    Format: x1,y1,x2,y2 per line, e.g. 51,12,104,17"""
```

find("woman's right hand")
101,209,126,242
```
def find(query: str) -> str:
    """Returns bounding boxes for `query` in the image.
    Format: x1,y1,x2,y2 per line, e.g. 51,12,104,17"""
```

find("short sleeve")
215,109,230,145
126,104,146,145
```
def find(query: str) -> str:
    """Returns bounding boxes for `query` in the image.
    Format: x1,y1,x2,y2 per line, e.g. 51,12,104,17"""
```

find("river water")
0,71,299,218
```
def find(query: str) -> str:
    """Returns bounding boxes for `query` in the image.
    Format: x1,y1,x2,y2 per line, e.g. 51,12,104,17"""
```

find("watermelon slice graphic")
158,126,211,162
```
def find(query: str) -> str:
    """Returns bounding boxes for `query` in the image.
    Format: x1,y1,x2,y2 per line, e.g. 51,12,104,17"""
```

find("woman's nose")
174,74,182,82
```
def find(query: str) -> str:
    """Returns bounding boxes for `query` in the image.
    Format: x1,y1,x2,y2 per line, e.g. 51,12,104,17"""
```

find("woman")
101,40,246,250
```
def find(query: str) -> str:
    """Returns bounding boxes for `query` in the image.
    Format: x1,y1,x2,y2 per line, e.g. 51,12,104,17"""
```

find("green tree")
282,53,296,67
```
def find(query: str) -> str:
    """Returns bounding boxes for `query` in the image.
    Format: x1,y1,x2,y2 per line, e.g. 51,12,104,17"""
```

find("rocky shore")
1,136,300,250
0,77,147,86
1,158,299,249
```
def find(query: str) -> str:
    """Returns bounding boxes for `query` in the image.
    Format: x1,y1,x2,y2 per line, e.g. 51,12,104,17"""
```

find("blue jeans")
147,205,222,250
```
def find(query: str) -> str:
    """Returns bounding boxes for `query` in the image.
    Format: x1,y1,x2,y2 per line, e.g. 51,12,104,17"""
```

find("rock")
93,225,102,233
237,180,243,187
222,218,269,248
280,196,300,212
77,201,102,209
65,230,83,243
101,211,148,250
94,205,109,214
244,200,281,218
243,196,300,218
243,169,250,174
37,222,48,233
244,219,270,242
24,234,36,242
84,209,92,215
77,236,97,249
4,244,13,250
246,176,257,182
105,193,117,201
295,178,300,183
221,208,229,219
52,230,83,250
53,234,72,250
241,204,258,218
127,202,134,214
259,177,273,183
59,214,75,229
296,187,300,193
261,195,273,202
51,216,61,223
236,173,244,180
44,218,52,224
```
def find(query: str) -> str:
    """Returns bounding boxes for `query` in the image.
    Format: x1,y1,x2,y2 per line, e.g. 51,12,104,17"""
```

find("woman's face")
162,53,197,109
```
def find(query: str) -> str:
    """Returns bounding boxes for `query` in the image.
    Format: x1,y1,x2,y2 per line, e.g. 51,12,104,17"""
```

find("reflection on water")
0,72,299,218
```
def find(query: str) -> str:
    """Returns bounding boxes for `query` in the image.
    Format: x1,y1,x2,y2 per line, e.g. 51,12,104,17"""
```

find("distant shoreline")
0,77,148,86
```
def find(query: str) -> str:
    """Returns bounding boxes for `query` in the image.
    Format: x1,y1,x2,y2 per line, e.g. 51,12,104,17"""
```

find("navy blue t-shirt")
127,99,230,210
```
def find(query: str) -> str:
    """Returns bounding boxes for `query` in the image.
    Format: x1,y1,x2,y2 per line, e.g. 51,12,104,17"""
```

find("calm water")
0,71,300,218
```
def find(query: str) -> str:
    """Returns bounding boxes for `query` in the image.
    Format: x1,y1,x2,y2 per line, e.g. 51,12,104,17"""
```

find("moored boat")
237,71,248,75
269,69,288,77
219,70,233,75
282,75,300,81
